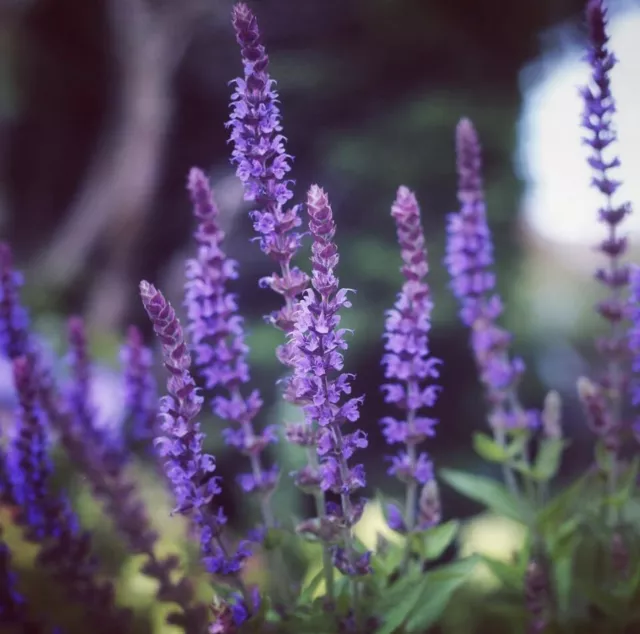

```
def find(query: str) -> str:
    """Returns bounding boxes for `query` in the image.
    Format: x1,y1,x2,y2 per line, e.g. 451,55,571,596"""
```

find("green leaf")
537,473,588,532
298,567,326,605
423,520,460,561
605,456,640,509
439,468,531,523
595,438,614,473
473,433,508,463
404,556,480,633
376,577,426,634
553,551,576,615
531,439,567,481
480,555,524,588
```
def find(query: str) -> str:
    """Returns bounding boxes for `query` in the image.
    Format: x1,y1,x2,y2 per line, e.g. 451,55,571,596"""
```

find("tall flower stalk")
120,325,158,445
227,2,308,336
184,167,278,528
140,281,254,617
380,187,442,561
445,118,534,495
288,186,371,614
580,0,631,518
9,356,131,634
0,245,207,632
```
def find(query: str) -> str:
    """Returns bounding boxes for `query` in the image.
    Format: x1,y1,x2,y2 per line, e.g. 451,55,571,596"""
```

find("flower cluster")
0,244,29,360
228,2,308,334
140,281,251,580
8,355,131,633
184,168,278,509
120,325,158,443
286,185,370,575
579,0,631,456
445,119,531,430
380,186,441,533
1,2,639,633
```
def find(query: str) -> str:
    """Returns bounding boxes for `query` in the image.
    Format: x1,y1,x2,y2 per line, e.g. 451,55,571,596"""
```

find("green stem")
493,425,520,498
308,448,335,602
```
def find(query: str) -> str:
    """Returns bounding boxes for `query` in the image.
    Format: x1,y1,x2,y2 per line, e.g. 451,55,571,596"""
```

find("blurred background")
1,0,639,630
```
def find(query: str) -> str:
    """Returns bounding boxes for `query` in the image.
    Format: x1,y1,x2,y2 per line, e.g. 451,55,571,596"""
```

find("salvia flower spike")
581,0,631,438
120,325,158,444
140,281,254,615
184,167,278,526
381,186,441,535
228,2,308,335
288,185,370,576
444,120,539,435
9,355,131,633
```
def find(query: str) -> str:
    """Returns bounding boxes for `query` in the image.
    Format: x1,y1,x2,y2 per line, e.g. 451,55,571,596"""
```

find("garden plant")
1,1,639,633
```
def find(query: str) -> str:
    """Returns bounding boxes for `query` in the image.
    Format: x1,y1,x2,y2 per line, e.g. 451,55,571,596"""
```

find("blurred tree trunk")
34,0,214,331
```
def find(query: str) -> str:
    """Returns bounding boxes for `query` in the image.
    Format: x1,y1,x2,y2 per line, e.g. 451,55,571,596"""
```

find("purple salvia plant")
65,316,124,471
0,244,29,359
184,168,278,526
8,355,131,634
380,186,441,536
287,185,370,577
444,120,539,443
120,325,158,444
0,252,206,632
627,264,640,443
580,0,631,447
140,281,255,617
228,2,309,339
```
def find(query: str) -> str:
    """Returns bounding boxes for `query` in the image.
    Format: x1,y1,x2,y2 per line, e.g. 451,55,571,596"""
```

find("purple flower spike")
9,356,130,632
120,326,158,444
228,3,308,334
581,0,631,388
0,243,29,359
184,167,278,523
140,281,252,585
287,185,370,572
627,265,640,441
66,317,122,467
445,119,528,428
380,187,441,533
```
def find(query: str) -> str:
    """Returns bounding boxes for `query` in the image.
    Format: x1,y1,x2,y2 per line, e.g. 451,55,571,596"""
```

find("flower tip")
231,2,255,33
187,166,207,190
139,280,155,300
586,0,607,45
392,186,419,218
456,117,479,149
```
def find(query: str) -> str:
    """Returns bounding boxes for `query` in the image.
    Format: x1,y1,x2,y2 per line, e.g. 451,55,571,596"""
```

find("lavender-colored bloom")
0,244,29,359
66,317,122,466
228,2,308,334
581,0,631,385
8,356,130,633
288,186,366,495
286,185,370,573
627,265,640,440
380,187,440,532
184,168,278,504
445,119,528,428
140,281,252,584
120,325,158,443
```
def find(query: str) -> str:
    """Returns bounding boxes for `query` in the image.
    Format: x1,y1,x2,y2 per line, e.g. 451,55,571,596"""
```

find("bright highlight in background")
518,2,640,246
